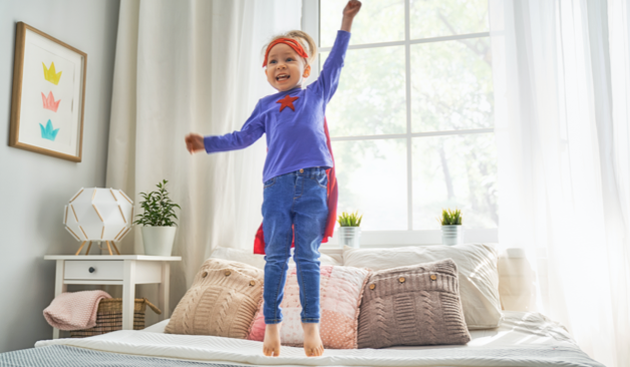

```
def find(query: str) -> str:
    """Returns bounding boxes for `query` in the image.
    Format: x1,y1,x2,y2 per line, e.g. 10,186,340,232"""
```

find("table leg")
122,260,136,330
53,260,67,339
158,262,170,319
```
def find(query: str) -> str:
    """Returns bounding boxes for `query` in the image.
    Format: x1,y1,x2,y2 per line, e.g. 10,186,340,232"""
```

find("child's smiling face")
265,43,311,92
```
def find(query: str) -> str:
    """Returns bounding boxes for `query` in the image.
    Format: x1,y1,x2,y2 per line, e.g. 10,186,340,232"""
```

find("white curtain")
105,0,301,317
490,0,630,365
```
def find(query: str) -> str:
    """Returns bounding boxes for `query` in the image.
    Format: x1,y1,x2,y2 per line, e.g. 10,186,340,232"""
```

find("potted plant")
337,211,363,248
134,179,181,256
439,208,463,246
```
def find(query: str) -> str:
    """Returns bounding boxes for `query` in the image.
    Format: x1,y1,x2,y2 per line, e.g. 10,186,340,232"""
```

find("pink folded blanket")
43,290,112,331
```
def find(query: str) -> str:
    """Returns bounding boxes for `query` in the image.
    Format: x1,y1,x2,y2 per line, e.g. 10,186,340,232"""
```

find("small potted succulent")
134,179,181,256
439,208,463,246
337,211,363,248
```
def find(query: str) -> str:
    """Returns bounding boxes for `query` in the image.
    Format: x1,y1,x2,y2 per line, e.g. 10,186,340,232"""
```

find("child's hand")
185,133,205,154
341,1,361,32
343,0,362,19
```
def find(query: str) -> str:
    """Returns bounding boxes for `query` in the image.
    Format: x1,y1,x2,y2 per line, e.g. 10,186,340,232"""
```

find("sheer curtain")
490,0,630,365
105,0,301,315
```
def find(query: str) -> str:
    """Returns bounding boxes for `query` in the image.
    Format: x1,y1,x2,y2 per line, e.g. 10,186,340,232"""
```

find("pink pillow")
248,265,370,349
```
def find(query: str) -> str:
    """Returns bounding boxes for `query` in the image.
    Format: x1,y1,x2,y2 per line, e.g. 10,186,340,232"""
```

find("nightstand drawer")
64,261,124,280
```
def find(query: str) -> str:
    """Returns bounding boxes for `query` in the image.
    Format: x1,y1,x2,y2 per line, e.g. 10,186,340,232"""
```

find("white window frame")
302,0,498,248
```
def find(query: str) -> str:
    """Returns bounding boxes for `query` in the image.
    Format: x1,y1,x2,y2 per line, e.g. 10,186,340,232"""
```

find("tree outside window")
315,0,496,235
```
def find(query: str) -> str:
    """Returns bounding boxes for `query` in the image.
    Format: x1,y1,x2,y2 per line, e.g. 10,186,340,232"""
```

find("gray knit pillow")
165,258,263,338
357,258,471,348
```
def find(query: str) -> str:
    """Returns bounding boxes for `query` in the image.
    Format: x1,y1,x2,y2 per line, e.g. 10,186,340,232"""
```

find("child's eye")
269,60,276,64
286,58,294,62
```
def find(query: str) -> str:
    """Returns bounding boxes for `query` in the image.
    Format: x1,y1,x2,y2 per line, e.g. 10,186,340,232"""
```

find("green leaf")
440,208,463,225
135,179,181,227
338,211,363,227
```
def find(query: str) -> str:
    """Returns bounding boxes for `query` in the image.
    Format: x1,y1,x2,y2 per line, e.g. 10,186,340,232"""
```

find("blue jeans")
262,167,328,324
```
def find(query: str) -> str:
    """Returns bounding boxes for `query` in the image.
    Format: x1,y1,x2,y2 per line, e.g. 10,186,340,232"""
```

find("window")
303,0,497,246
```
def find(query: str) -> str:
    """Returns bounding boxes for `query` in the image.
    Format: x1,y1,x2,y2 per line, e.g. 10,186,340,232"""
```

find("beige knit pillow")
165,258,263,338
357,259,471,348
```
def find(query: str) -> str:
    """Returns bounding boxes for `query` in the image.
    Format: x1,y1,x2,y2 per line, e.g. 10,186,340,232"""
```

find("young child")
185,0,361,357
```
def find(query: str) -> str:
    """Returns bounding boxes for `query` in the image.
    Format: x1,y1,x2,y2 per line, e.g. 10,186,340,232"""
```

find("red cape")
254,117,337,254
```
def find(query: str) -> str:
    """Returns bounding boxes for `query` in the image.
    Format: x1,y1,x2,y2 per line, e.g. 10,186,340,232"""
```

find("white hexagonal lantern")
64,187,134,255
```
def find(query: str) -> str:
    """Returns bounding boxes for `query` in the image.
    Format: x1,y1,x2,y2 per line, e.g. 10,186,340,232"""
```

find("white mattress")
35,311,603,367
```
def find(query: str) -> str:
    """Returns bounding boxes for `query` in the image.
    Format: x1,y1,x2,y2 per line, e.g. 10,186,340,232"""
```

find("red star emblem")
277,95,299,112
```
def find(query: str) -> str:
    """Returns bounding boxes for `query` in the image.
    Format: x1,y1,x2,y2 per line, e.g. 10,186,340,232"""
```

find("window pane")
412,133,497,229
411,37,493,132
321,46,406,137
320,0,404,48
333,139,407,230
410,0,489,40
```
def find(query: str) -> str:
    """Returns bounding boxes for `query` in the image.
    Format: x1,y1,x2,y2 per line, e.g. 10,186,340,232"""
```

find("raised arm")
316,1,362,103
341,0,362,32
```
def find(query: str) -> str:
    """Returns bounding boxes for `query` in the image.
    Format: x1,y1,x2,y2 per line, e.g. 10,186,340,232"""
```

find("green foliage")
134,180,181,227
338,211,363,227
439,208,462,225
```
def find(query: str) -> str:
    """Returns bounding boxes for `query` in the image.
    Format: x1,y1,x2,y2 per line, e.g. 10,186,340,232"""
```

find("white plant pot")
141,226,177,256
441,225,463,246
338,226,361,248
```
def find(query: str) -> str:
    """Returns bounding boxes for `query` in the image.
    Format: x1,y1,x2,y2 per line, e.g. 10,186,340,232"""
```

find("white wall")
0,0,119,352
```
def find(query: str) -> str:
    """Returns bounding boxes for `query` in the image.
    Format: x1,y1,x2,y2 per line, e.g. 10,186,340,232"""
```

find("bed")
1,311,603,366
2,245,604,366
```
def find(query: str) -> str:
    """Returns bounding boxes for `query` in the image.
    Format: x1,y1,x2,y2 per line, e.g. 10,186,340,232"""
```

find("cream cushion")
165,258,263,338
343,243,501,329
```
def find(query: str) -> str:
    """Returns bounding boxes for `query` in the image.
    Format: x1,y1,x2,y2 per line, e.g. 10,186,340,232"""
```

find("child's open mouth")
276,74,290,82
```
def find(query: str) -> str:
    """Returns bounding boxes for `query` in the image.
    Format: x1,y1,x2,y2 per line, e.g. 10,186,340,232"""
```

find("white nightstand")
44,255,181,339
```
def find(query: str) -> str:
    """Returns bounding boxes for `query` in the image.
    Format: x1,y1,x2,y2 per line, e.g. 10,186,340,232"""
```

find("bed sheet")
33,311,604,367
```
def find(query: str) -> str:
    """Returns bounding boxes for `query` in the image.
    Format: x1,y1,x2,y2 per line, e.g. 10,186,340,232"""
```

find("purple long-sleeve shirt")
204,30,351,183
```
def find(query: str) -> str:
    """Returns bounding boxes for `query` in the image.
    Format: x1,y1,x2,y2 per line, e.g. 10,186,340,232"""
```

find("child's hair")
262,30,318,66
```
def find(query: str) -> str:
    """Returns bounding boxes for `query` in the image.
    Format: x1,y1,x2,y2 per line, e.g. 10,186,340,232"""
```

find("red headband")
263,38,309,68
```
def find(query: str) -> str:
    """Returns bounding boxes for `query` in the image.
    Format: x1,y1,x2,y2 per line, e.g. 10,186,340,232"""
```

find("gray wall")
0,0,120,352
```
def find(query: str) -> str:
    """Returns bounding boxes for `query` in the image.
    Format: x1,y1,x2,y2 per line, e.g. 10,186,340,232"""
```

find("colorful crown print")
40,119,60,141
42,62,62,85
41,91,61,112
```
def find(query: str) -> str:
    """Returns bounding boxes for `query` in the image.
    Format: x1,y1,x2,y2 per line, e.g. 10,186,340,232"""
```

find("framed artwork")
9,22,87,162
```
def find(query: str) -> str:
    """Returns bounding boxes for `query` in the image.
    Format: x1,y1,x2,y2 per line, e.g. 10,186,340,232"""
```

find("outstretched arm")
341,0,362,32
185,102,265,155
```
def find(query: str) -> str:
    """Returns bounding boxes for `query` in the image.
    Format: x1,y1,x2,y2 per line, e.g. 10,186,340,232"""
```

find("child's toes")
307,346,323,357
263,346,280,357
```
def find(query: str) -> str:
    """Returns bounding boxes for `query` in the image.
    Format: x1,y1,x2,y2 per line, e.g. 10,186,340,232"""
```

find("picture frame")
9,22,87,162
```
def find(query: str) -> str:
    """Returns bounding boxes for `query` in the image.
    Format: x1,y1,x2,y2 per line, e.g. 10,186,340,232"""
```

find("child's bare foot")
263,324,282,357
302,322,324,357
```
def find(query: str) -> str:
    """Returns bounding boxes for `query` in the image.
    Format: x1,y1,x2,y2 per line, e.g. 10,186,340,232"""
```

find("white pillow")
497,248,537,312
343,243,501,330
209,246,343,270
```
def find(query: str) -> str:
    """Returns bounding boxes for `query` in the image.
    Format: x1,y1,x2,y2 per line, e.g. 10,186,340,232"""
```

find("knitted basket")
70,298,161,338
